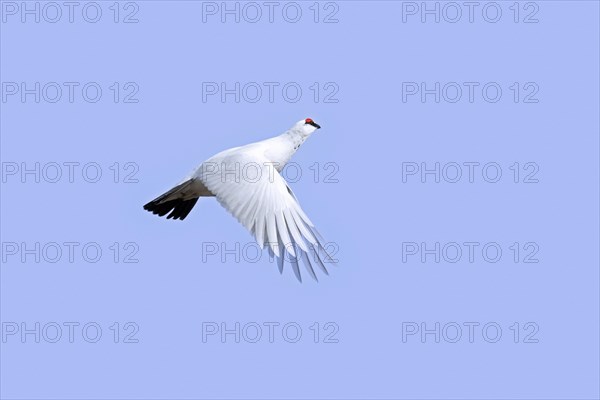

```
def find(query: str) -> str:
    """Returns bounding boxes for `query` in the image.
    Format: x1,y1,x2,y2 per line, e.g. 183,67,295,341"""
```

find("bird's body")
144,118,334,282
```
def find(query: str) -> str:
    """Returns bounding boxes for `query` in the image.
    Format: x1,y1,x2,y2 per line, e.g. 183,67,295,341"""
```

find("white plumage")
144,118,335,282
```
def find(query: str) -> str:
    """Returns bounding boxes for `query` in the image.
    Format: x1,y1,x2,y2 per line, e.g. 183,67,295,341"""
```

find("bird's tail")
143,179,199,221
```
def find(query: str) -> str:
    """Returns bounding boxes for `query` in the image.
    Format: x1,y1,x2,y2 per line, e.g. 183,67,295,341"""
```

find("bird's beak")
307,121,321,129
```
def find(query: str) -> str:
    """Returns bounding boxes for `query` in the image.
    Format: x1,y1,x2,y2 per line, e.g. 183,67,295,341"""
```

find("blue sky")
1,1,599,399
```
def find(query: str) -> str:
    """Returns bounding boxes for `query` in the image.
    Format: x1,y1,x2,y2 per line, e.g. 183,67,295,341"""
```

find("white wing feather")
197,151,333,281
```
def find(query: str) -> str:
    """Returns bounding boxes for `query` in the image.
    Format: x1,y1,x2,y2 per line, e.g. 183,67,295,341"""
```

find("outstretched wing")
196,152,335,281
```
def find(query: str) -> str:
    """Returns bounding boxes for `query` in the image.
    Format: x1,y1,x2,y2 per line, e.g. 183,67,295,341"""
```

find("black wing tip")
143,197,198,221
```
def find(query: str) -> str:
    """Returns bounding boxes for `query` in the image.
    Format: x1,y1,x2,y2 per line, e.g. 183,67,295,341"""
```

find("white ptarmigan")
144,118,336,282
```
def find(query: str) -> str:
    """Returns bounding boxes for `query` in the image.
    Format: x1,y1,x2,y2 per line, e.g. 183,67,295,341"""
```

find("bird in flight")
144,118,336,282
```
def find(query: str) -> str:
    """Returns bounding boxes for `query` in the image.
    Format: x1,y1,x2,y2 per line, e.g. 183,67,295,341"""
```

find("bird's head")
294,118,321,136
